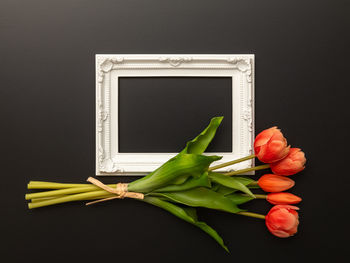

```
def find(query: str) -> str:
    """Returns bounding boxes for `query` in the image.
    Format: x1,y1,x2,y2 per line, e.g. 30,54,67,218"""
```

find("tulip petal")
258,174,295,192
254,127,277,148
270,148,306,176
265,205,299,238
267,192,302,205
254,127,289,163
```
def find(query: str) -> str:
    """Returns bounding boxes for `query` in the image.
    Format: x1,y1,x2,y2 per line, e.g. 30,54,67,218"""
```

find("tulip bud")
258,174,295,192
265,205,299,238
267,192,302,205
254,127,290,163
270,148,306,176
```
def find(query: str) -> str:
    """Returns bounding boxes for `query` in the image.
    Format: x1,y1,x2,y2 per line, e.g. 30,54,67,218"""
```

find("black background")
119,77,232,153
1,0,349,262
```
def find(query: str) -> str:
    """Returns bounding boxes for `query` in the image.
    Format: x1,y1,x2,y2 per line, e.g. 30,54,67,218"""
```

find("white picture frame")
96,54,254,175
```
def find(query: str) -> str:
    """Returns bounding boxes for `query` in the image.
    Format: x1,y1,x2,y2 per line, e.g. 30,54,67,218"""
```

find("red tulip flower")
267,192,302,205
265,205,299,238
270,148,306,176
258,174,295,192
254,127,290,163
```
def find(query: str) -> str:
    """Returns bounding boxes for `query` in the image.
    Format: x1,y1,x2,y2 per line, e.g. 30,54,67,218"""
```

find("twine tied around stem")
85,177,144,206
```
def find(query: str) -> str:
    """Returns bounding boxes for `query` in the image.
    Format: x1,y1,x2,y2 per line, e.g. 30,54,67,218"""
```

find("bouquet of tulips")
25,117,306,252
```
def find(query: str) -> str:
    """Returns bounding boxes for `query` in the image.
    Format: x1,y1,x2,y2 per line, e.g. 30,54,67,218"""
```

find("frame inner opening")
118,77,233,153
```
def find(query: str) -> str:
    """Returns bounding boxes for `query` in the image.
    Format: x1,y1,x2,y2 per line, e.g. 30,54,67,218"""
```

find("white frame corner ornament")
96,54,255,175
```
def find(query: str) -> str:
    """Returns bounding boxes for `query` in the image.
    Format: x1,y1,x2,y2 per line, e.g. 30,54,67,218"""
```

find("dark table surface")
1,0,349,262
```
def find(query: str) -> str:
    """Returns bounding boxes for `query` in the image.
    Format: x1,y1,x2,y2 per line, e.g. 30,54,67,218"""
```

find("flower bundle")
25,117,306,252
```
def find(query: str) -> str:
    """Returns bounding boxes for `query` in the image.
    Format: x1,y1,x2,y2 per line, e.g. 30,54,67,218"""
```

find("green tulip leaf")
225,193,255,205
149,187,242,214
180,117,223,155
170,174,189,185
154,172,211,192
233,176,255,186
211,183,221,192
128,154,221,193
143,196,229,252
183,207,198,221
209,173,255,198
234,177,259,189
214,185,238,196
129,116,224,193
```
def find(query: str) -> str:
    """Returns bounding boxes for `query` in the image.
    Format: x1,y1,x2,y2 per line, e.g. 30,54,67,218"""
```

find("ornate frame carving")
96,54,255,175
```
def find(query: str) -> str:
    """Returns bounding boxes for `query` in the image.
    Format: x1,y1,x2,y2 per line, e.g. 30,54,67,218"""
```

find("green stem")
241,193,266,199
248,181,259,186
247,181,260,189
253,194,266,199
25,184,117,200
31,194,114,203
28,181,90,189
31,195,67,203
237,211,266,220
28,190,112,209
224,164,270,176
208,154,256,171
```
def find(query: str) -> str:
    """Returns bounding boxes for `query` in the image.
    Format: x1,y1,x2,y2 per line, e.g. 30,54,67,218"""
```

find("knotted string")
85,177,144,206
